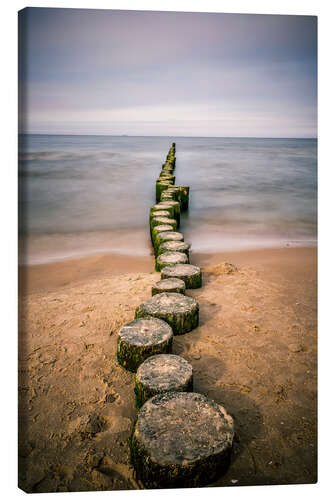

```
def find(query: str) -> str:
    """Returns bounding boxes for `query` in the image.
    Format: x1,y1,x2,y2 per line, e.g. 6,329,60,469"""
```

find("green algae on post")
150,204,175,220
161,264,202,289
156,181,174,203
160,190,177,202
151,224,174,247
135,292,199,335
164,186,181,203
134,354,193,408
117,317,173,372
130,392,234,488
149,210,171,229
153,231,184,255
150,216,177,232
157,174,175,184
158,200,180,224
158,240,190,258
155,251,188,272
179,186,190,211
150,210,170,220
161,164,174,174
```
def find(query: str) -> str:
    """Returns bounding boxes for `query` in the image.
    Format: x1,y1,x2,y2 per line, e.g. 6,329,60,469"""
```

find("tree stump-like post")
135,292,199,335
157,174,175,184
156,181,174,203
130,392,234,488
155,251,188,272
164,186,181,203
134,354,193,408
179,186,190,211
158,200,180,224
161,164,174,174
150,210,171,220
117,317,173,372
161,264,202,289
151,224,174,247
153,231,184,255
150,204,175,219
152,278,186,295
150,217,177,233
150,210,179,229
161,190,177,202
149,211,173,231
158,240,190,258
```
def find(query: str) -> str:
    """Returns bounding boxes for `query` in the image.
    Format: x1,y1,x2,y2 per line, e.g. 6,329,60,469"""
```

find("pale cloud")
19,8,317,137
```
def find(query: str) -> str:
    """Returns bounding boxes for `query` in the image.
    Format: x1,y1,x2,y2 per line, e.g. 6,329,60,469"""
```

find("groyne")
116,143,235,488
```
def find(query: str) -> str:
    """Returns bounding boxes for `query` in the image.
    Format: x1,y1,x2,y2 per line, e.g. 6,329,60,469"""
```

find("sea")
18,134,317,265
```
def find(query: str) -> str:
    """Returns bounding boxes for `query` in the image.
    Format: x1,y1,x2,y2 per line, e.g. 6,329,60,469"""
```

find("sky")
18,8,317,137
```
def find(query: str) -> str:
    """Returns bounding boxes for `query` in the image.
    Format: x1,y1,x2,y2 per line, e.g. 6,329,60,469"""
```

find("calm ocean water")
18,134,317,265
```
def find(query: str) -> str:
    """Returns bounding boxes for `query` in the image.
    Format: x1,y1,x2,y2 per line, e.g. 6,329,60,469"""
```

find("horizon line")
18,133,317,140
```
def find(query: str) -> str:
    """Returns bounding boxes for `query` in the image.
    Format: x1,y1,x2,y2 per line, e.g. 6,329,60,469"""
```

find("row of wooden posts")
115,144,234,489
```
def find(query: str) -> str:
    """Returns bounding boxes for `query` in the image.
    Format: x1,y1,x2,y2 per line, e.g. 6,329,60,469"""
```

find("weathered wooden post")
152,278,186,296
161,264,202,289
156,180,174,203
130,392,234,488
135,292,199,335
155,251,188,271
134,354,193,408
153,231,184,255
117,317,173,372
151,224,175,248
157,240,190,258
150,216,177,233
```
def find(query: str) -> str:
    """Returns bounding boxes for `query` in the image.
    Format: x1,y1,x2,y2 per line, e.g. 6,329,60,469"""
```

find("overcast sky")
18,8,317,137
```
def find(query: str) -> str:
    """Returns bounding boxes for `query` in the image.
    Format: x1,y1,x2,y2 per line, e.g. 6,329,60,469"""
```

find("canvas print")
18,7,317,492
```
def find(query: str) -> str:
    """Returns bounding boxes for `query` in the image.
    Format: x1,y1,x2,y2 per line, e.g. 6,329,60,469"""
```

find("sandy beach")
17,245,317,492
16,5,319,493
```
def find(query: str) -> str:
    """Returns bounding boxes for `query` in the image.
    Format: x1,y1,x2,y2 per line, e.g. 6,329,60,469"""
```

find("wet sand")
18,246,317,492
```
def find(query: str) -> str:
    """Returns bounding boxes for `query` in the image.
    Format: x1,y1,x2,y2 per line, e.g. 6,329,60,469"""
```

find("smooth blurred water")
18,134,317,264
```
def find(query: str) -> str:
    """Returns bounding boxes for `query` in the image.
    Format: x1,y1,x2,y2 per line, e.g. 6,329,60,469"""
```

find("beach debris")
155,251,188,272
161,264,202,289
288,343,303,353
135,292,199,335
152,278,186,296
117,317,173,372
130,392,234,488
134,354,193,408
